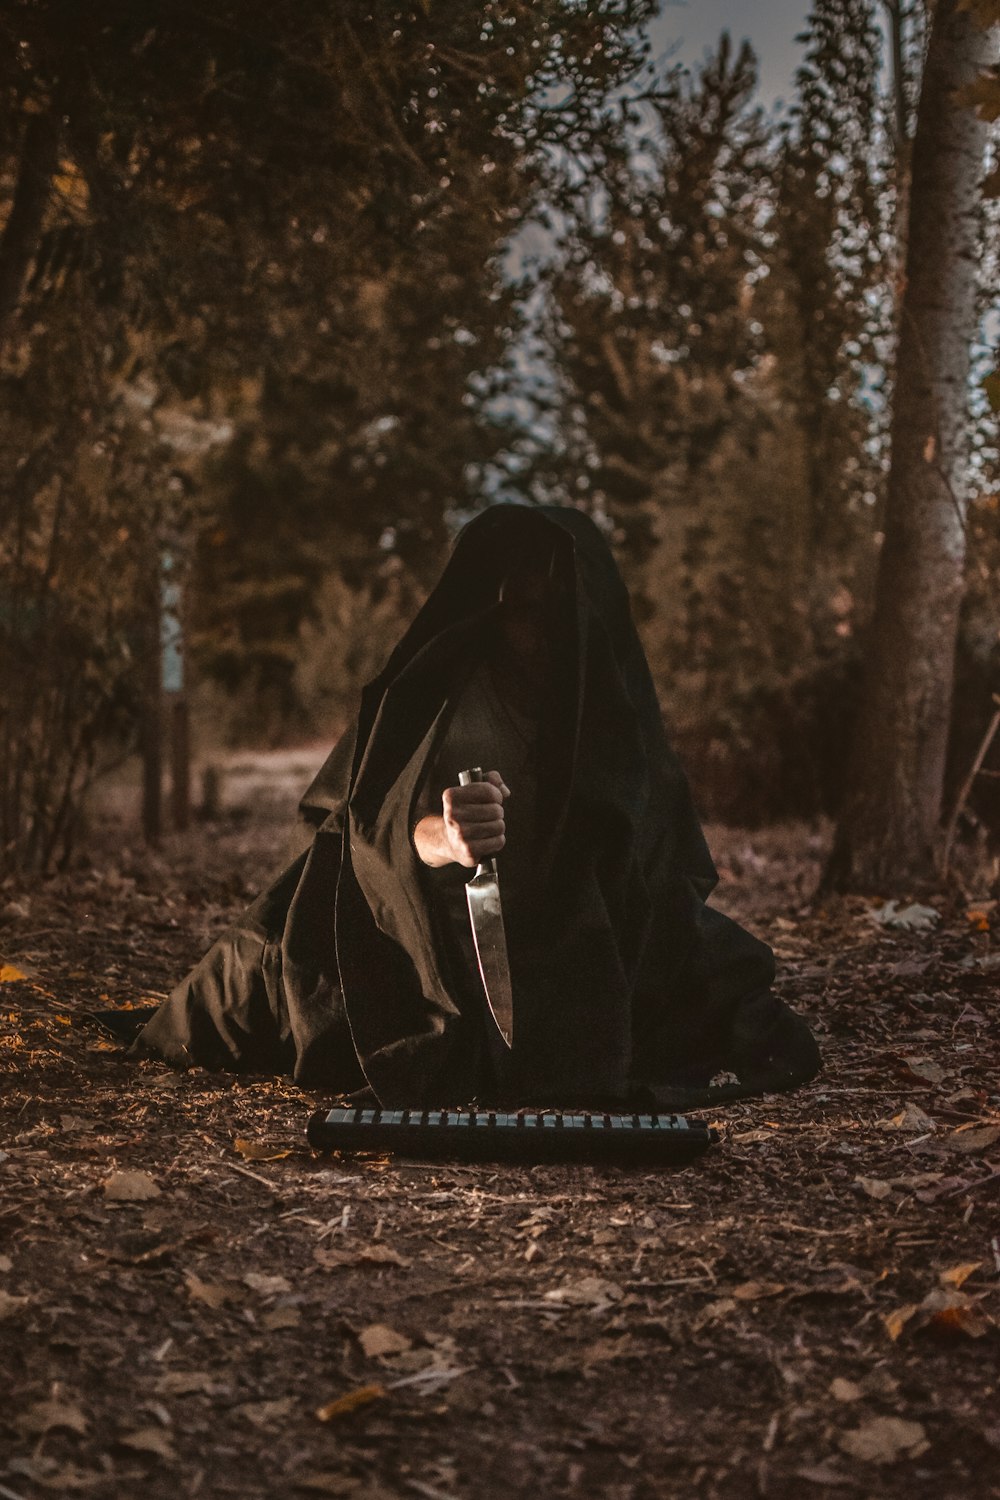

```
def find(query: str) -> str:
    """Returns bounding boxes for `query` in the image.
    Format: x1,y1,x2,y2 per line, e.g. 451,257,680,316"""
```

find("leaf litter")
1,810,998,1498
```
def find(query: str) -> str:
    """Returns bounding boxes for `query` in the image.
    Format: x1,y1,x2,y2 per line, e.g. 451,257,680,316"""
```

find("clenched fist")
413,771,510,868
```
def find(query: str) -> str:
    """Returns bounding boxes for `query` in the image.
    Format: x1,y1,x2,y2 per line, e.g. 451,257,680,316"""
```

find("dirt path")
1,795,998,1500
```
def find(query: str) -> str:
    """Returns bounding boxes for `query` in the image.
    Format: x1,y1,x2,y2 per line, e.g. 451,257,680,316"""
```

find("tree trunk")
170,695,191,832
0,110,59,350
824,0,995,892
141,578,163,846
883,0,915,286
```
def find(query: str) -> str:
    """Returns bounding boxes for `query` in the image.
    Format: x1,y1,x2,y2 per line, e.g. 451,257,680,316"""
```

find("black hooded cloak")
135,505,819,1107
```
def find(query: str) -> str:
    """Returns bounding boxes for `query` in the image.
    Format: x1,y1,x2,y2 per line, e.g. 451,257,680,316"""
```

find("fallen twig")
941,696,1000,879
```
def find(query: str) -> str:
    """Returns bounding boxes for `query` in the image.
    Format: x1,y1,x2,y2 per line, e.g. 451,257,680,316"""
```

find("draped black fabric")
135,505,819,1107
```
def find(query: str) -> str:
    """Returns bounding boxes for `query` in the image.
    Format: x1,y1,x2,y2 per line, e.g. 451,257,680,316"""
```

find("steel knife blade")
459,767,513,1048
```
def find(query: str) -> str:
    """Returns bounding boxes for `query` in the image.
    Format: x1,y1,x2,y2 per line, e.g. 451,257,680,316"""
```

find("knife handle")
458,767,498,877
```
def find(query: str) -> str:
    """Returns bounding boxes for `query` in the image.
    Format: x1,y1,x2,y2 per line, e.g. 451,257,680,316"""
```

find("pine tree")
772,0,890,554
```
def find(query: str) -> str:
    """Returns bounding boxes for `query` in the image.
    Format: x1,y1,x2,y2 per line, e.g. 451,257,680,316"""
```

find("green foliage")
1,0,993,850
0,301,158,871
543,35,771,551
773,0,891,551
0,1,661,855
517,19,893,818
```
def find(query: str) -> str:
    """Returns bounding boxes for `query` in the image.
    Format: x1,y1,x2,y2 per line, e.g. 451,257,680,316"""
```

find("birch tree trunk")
824,0,996,891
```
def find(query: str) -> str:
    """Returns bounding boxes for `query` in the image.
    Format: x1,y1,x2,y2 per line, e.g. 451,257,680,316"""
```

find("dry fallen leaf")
543,1276,624,1310
314,1248,352,1271
838,1415,927,1464
358,1323,412,1358
0,964,28,982
900,1056,945,1085
154,1371,217,1397
261,1306,302,1331
358,1244,411,1268
939,1261,982,1290
918,1289,992,1339
878,1103,936,1133
103,1170,162,1203
914,1174,968,1204
856,1176,894,1200
291,1475,361,1496
243,1271,292,1297
119,1427,177,1461
829,1378,863,1404
891,1171,944,1193
4,1458,101,1491
868,900,938,931
691,1297,738,1330
315,1384,386,1421
883,1304,919,1342
0,1288,30,1319
313,1245,411,1272
795,1462,855,1487
883,1288,992,1341
948,1125,1000,1154
234,1398,296,1427
233,1138,293,1161
184,1272,237,1309
731,1280,785,1301
383,1345,453,1377
17,1399,89,1436
580,1334,635,1367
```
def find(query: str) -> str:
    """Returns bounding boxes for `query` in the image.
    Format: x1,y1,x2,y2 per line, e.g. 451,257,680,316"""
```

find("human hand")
443,770,510,866
413,771,510,868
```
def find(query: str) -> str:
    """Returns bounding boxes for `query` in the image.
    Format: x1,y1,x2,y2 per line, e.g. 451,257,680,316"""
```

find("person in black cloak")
133,504,820,1109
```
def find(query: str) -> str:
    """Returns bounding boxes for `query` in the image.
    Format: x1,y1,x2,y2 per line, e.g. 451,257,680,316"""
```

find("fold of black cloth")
133,505,820,1109
85,1007,161,1046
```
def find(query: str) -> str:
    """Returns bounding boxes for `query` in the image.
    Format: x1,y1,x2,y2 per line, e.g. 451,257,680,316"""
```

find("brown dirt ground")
1,784,998,1500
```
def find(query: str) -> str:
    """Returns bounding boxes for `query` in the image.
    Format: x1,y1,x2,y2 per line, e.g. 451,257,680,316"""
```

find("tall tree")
772,0,889,553
0,0,658,871
539,38,771,554
825,0,997,889
522,40,865,820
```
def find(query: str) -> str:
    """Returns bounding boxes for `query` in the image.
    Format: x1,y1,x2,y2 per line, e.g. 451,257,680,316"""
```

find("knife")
459,767,514,1049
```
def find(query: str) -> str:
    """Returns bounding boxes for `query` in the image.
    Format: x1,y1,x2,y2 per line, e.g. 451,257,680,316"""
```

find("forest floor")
1,761,999,1500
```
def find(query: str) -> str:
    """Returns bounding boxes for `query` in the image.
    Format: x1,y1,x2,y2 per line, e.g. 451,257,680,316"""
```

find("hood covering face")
137,505,818,1107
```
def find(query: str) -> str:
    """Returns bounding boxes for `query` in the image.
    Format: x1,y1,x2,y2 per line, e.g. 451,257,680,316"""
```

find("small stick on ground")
940,695,1000,879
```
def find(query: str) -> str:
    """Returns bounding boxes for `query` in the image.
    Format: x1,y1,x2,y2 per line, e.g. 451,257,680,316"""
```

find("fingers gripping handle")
458,767,497,877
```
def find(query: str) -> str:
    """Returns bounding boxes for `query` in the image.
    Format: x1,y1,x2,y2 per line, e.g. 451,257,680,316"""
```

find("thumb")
486,770,511,799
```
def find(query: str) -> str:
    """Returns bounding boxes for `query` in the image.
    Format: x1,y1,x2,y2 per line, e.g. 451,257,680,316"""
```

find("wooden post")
160,549,191,832
140,579,162,845
170,695,191,831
